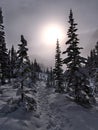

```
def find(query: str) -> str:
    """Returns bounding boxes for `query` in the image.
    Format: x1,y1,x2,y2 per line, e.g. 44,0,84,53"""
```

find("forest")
0,7,98,130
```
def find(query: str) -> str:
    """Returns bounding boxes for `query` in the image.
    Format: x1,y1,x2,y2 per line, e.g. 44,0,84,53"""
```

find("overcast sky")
0,0,98,67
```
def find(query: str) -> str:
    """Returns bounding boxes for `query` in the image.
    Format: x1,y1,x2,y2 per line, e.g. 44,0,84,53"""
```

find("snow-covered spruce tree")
15,35,36,111
0,8,8,85
63,10,95,105
53,39,64,93
16,35,30,101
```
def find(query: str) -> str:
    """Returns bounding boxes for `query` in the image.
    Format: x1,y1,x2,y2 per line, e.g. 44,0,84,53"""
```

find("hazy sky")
0,0,98,67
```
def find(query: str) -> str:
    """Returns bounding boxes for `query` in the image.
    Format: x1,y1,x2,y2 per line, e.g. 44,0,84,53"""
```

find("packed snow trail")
36,81,72,130
36,81,53,130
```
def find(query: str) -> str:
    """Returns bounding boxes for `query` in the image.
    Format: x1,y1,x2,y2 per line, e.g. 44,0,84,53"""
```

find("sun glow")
41,23,64,46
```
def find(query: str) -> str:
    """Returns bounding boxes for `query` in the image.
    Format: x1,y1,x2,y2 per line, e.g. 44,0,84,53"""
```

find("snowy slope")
48,94,98,130
0,81,98,130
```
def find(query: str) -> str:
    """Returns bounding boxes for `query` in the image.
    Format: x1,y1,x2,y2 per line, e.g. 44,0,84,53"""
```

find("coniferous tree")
50,67,54,86
85,43,98,95
46,68,49,74
86,42,98,77
33,59,42,80
33,59,38,79
86,49,96,76
16,35,30,102
34,59,37,72
30,62,36,83
46,67,54,87
46,67,50,87
7,50,11,83
15,35,37,111
63,10,94,105
0,8,8,84
34,59,41,73
10,45,17,78
87,42,98,94
54,39,64,93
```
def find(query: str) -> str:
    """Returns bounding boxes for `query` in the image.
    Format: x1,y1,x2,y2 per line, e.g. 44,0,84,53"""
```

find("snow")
0,81,98,130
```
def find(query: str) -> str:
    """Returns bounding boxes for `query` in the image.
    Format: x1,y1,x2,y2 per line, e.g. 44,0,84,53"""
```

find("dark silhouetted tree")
10,45,17,78
16,35,30,102
50,67,54,86
30,62,36,83
34,59,41,73
13,36,37,111
63,10,95,105
86,49,96,76
0,8,8,84
54,39,64,93
6,50,11,83
46,67,54,87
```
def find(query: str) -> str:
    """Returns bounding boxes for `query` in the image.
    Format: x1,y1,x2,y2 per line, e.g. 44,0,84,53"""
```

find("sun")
41,23,64,46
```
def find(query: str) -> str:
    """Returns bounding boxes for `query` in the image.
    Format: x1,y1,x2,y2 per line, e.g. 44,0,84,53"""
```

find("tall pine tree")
86,49,96,76
13,35,37,111
10,45,17,78
54,39,64,93
63,10,94,105
16,35,30,102
0,8,8,84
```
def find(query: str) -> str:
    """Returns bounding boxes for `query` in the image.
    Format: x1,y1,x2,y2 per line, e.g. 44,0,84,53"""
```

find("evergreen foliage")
46,67,54,87
29,62,36,84
16,35,31,101
7,50,11,83
86,42,98,76
0,7,97,109
49,67,54,86
10,45,17,78
54,39,64,93
0,8,8,84
63,10,94,105
86,49,96,76
34,59,41,73
86,42,98,95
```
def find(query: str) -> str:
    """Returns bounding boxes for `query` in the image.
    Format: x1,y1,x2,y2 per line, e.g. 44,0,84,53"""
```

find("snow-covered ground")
0,81,98,130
